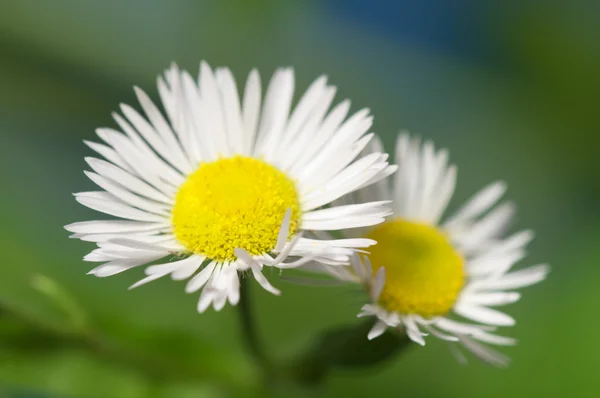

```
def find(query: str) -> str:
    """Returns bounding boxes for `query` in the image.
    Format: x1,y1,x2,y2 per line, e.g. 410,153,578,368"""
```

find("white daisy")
325,133,549,366
65,62,396,312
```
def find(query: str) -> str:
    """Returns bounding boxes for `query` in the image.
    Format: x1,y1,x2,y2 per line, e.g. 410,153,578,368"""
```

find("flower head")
329,133,549,366
66,62,396,312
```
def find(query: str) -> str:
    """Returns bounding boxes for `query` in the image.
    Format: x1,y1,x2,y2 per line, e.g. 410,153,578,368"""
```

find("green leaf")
288,320,412,385
29,274,88,333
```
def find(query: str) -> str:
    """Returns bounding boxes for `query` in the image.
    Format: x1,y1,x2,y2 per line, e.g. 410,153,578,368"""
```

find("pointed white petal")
185,261,217,293
367,320,388,340
371,267,385,301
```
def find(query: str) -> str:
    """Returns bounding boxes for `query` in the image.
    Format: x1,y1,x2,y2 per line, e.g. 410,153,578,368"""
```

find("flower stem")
237,274,270,370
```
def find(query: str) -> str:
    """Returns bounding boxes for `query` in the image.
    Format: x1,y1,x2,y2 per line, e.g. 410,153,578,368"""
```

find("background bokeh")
1,1,598,397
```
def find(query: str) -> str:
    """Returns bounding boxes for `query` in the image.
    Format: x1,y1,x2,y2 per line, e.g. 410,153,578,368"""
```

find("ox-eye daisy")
325,133,549,366
65,62,396,312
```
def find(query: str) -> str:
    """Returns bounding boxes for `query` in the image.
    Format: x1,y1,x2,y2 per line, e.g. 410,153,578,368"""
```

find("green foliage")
0,0,598,397
289,321,412,385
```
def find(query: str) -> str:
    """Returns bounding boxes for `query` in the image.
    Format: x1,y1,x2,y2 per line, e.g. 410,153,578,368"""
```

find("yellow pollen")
365,219,465,317
172,156,301,262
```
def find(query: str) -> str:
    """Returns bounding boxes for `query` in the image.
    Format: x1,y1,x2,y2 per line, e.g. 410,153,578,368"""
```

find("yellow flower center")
365,219,465,317
172,156,301,262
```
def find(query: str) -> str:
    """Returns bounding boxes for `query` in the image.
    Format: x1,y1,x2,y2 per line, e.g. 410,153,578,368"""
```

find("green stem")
237,274,270,370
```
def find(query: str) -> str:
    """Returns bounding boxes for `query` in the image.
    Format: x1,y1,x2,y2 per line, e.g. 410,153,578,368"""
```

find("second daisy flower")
326,133,549,366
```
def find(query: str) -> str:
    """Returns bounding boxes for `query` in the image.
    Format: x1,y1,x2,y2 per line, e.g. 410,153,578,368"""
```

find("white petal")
459,336,510,367
467,249,526,277
133,86,192,172
84,171,170,216
350,253,366,280
454,303,515,326
363,255,373,277
421,143,453,223
371,267,385,301
427,165,457,224
302,201,391,221
394,135,421,218
289,99,351,175
450,202,516,251
302,201,391,230
171,256,205,280
449,344,469,365
65,220,167,234
85,157,174,205
108,238,173,252
250,265,280,296
97,127,182,194
215,67,245,154
185,261,217,293
89,255,164,277
144,255,203,276
357,304,378,318
128,273,165,289
422,324,459,342
273,254,318,269
325,109,373,153
267,232,304,266
472,331,517,346
302,153,389,210
84,140,134,174
275,208,292,252
120,103,189,174
235,249,280,295
157,65,193,155
298,238,376,249
357,163,397,192
274,76,328,164
197,280,218,312
297,110,372,186
254,68,294,160
198,61,230,156
367,320,388,340
445,181,507,226
472,264,550,291
302,217,389,231
242,69,261,154
212,289,228,311
75,193,166,222
227,267,241,306
355,135,391,203
414,139,436,219
287,239,356,264
279,86,336,172
302,132,374,192
462,292,521,306
181,70,219,161
403,317,426,346
495,230,535,253
434,317,495,336
83,249,119,262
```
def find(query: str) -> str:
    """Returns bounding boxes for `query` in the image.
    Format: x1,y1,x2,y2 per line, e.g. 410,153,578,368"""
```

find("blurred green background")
1,0,598,397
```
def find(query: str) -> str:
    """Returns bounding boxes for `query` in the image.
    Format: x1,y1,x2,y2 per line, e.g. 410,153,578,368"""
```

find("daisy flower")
65,62,396,312
326,133,549,366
